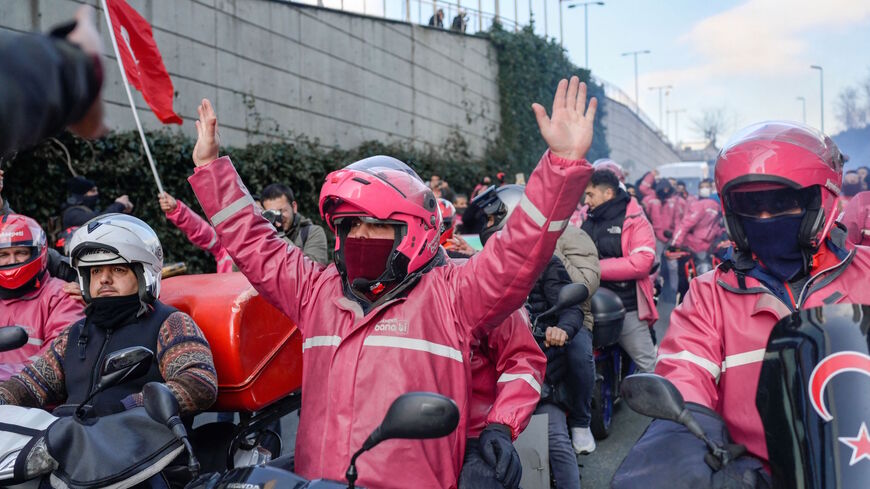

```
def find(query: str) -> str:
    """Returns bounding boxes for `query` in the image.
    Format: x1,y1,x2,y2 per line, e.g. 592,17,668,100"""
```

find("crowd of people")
2,5,870,489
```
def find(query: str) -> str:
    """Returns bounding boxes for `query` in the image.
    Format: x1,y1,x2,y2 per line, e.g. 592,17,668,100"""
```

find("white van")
656,161,709,195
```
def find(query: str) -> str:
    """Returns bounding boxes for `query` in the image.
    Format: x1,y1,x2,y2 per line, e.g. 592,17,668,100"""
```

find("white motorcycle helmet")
68,214,164,312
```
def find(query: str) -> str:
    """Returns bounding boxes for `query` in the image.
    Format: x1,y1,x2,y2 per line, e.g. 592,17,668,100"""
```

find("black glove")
544,346,568,384
663,230,673,239
478,423,522,489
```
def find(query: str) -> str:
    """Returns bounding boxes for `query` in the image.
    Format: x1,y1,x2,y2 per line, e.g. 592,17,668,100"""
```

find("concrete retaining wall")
2,0,501,155
601,99,682,177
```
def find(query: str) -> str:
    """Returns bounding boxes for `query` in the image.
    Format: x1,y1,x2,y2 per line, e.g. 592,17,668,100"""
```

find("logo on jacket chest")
607,226,622,235
374,318,410,335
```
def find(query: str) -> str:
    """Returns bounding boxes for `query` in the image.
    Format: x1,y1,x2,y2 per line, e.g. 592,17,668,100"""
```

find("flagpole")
100,0,165,195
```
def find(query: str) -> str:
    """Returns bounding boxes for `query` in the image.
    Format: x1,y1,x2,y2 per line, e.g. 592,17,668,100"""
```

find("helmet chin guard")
320,156,440,306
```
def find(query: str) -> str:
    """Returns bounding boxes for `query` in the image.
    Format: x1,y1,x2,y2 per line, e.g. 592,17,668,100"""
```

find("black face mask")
85,295,141,330
83,194,99,209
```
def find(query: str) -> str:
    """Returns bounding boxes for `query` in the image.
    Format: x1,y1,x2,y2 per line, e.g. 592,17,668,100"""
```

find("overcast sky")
319,0,870,144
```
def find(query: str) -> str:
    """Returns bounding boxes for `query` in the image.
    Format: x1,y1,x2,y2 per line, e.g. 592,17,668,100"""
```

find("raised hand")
158,192,178,213
67,5,108,139
193,99,220,167
532,76,598,161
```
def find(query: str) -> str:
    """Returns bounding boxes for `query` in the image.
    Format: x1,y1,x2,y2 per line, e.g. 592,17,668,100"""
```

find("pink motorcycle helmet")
714,121,844,251
319,155,441,291
592,159,626,183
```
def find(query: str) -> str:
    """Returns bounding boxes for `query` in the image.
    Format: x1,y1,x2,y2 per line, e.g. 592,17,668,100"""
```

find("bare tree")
836,86,867,130
691,108,731,147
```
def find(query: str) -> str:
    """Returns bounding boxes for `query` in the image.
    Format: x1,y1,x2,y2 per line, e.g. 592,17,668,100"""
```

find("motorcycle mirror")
621,373,686,422
98,346,154,391
0,326,28,353
367,392,459,448
142,382,180,425
75,346,153,419
142,382,201,478
346,393,459,489
537,284,590,321
621,373,712,444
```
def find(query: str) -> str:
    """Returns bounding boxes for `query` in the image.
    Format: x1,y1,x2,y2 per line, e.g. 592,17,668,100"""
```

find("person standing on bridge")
613,121,870,488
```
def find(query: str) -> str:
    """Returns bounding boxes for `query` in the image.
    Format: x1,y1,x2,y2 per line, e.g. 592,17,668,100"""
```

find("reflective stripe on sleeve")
497,372,542,394
630,246,656,255
363,336,463,363
210,195,255,227
27,337,43,347
519,194,568,232
302,335,341,351
721,348,766,372
656,350,722,380
207,231,218,249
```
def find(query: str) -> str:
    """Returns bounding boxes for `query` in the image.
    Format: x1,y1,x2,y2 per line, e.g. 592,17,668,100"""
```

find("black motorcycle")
620,303,870,488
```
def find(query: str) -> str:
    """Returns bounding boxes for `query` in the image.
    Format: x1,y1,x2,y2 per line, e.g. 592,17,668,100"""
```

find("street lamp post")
810,65,824,133
566,1,604,67
671,108,686,145
649,84,672,133
621,49,651,113
796,96,806,124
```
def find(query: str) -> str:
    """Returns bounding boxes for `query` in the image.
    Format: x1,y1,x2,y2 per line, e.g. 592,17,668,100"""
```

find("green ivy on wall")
485,23,610,176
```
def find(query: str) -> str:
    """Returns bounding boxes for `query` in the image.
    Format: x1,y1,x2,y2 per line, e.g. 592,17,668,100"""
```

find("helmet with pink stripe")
319,156,441,299
714,121,844,251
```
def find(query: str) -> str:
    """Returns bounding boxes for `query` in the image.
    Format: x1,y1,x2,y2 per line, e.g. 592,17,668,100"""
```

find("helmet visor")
727,186,817,218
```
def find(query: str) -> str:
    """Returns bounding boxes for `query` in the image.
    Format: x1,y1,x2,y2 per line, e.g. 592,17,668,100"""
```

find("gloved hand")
478,423,522,489
544,345,567,384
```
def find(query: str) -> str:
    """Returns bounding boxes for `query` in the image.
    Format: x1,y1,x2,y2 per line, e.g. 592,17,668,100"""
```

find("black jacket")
582,190,638,311
526,256,584,339
0,30,100,156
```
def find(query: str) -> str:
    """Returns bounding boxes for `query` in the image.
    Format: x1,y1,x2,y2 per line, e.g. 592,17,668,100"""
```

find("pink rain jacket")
467,308,545,440
189,151,591,489
840,191,870,246
165,200,234,273
0,273,84,381
656,241,870,463
599,197,658,326
671,198,722,253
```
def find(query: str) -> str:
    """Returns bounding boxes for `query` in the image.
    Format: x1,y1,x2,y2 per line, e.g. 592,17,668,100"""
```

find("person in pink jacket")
159,192,235,273
0,214,83,381
460,307,546,489
670,179,722,257
840,190,870,246
613,121,870,487
581,170,658,372
187,76,597,489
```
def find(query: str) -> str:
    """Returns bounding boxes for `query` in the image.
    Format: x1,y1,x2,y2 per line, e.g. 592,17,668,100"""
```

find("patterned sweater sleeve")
127,311,218,415
0,328,69,407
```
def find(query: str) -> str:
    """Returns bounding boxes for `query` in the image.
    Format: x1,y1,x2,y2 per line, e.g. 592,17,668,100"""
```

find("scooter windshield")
756,303,870,489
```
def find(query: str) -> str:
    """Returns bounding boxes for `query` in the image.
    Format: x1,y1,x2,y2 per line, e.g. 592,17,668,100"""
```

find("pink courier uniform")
189,151,591,489
840,190,870,246
671,197,722,253
467,308,546,440
0,272,83,381
164,199,234,273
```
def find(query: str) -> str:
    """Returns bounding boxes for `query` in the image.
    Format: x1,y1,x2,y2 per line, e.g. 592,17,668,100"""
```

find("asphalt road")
577,299,676,489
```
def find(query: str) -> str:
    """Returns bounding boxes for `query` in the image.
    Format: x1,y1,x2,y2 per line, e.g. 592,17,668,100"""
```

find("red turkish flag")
106,0,182,124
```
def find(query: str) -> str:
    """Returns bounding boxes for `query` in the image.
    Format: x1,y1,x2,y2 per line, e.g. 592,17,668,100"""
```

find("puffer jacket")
647,194,686,243
655,232,870,463
467,307,546,440
671,197,722,253
599,197,658,325
189,150,591,489
164,199,234,273
554,225,600,330
840,191,870,246
0,272,84,381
